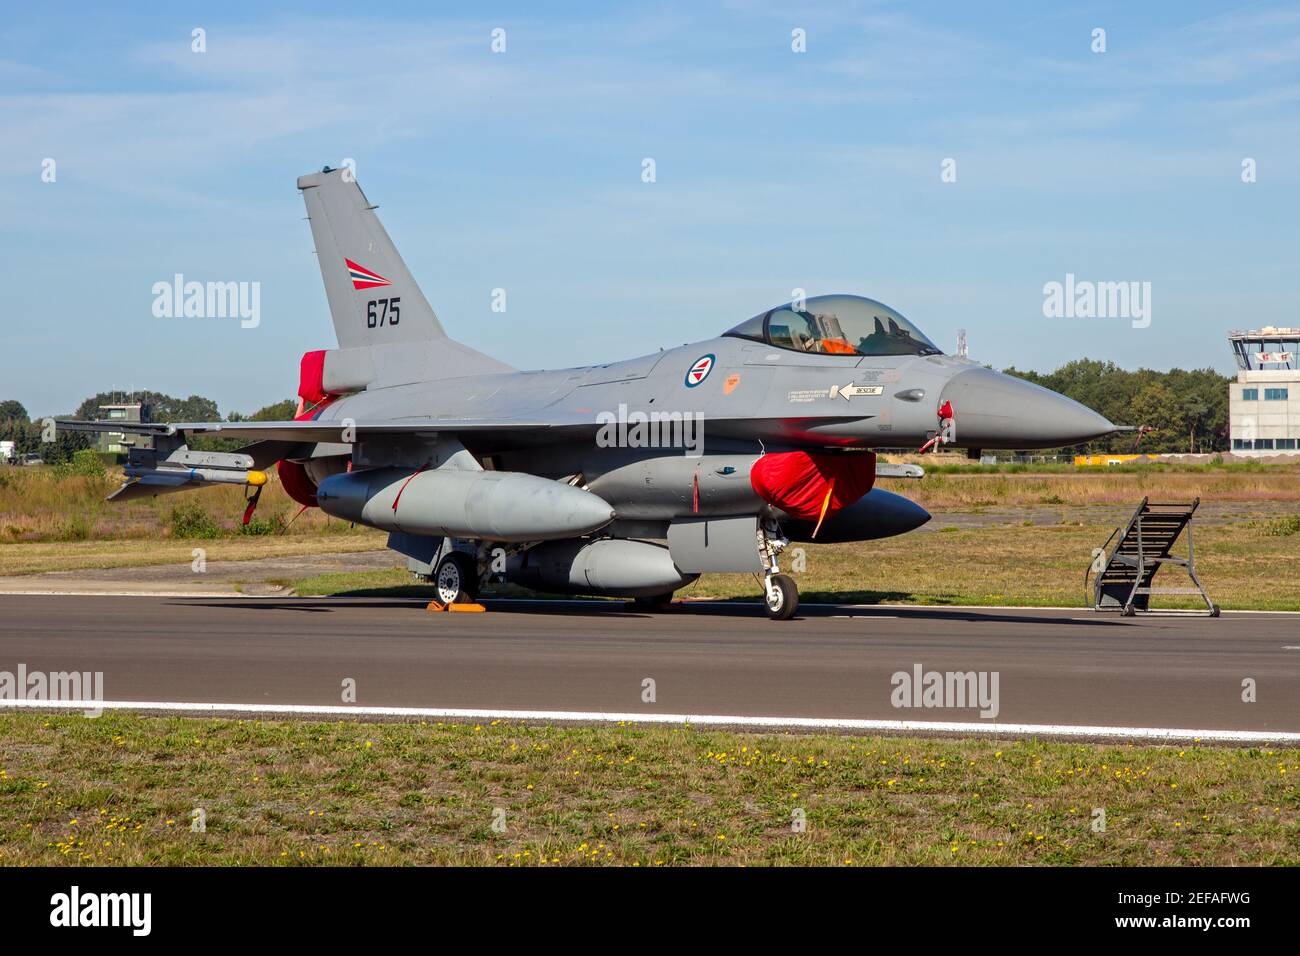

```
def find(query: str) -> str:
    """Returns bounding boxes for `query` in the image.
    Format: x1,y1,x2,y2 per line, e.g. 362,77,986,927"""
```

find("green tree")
1180,397,1209,453
1003,362,1232,453
251,399,298,421
1129,382,1186,452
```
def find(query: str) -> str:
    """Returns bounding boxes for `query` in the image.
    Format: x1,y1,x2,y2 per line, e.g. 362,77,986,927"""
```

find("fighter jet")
60,168,1117,619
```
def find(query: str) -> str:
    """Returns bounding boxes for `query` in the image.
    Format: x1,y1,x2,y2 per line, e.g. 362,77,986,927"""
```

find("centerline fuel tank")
506,538,696,597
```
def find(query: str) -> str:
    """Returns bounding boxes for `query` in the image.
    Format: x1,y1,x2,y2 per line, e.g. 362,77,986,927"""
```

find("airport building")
1229,327,1300,455
94,403,149,455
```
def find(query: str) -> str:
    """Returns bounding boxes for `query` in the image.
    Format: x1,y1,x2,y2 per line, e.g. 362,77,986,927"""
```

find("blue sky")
3,1,1298,416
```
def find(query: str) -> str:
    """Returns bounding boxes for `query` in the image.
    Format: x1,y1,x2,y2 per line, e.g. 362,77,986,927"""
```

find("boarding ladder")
1087,497,1218,617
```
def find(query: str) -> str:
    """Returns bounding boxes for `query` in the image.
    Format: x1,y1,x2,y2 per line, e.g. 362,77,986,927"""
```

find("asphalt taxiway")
0,595,1297,741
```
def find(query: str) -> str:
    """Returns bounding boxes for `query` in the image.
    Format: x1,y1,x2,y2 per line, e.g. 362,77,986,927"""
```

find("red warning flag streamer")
241,485,263,526
810,478,836,539
392,464,428,513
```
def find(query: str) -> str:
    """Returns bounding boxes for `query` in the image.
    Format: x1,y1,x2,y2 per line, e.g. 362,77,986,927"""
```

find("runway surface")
1,595,1297,740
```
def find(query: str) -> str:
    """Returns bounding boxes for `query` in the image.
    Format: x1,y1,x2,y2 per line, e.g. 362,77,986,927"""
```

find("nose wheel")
764,573,798,620
758,519,798,620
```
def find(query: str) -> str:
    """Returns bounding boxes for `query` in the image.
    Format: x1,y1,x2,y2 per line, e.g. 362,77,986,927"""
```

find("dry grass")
2,462,1295,546
1,713,1294,866
900,469,1300,510
0,466,358,543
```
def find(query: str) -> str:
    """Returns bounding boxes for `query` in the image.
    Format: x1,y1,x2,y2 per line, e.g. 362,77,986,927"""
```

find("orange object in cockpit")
819,338,857,355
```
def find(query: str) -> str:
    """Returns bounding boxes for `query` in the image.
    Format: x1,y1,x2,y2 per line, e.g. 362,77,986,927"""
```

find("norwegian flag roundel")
684,353,716,388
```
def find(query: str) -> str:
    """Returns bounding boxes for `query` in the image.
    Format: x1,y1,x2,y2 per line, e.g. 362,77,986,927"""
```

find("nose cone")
940,367,1116,448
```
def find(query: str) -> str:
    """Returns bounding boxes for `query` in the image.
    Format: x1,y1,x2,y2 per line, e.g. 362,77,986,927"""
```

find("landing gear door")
667,515,764,573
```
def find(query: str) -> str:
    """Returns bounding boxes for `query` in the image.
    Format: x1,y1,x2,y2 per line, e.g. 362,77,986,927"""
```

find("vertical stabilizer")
297,167,446,348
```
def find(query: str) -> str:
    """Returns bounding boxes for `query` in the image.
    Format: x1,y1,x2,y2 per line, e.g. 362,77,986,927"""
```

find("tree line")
0,393,297,462
1002,361,1231,454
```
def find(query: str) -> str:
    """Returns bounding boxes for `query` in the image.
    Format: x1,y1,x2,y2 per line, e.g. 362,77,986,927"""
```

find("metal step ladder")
1087,497,1218,617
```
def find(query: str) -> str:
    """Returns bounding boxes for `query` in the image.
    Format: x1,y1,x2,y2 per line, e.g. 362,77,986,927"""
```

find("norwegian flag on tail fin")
345,259,391,291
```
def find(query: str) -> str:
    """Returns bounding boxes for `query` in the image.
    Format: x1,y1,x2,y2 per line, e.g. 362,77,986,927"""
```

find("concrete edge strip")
1,698,1297,743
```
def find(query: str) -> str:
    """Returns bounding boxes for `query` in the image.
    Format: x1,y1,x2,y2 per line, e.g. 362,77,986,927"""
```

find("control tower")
1229,327,1299,455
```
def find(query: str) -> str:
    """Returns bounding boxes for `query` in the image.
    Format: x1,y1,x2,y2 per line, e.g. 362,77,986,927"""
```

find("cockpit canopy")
723,294,942,358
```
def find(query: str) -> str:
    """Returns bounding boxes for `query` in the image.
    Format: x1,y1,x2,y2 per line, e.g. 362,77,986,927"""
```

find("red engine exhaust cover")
298,349,331,406
275,349,345,508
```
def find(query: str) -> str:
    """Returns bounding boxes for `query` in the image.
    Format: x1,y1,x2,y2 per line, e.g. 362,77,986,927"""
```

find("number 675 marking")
366,297,401,328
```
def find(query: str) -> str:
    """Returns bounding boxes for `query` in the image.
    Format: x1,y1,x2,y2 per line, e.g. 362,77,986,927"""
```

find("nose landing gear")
759,520,798,620
764,573,798,620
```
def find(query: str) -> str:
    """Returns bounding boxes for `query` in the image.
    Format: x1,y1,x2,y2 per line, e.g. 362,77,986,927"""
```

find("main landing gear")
433,551,479,606
759,520,798,620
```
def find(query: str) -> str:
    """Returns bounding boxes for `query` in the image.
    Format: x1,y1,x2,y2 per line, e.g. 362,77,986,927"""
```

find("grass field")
0,713,1294,866
3,460,1295,546
897,461,1300,511
0,466,364,545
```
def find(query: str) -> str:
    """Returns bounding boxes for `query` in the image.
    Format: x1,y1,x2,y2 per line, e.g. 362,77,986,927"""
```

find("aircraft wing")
56,414,889,451
56,418,556,443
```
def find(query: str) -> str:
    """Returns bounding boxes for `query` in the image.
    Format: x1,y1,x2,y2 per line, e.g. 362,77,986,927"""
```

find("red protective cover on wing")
749,451,877,520
298,349,330,406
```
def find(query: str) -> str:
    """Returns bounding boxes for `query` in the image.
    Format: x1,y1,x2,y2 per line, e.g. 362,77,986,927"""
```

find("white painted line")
1,698,1296,743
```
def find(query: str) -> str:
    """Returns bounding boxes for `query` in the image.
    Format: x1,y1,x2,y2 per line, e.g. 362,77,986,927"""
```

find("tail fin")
297,167,446,349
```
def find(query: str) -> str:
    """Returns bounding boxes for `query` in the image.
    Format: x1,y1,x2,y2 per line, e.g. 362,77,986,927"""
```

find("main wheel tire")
764,573,798,621
434,552,479,605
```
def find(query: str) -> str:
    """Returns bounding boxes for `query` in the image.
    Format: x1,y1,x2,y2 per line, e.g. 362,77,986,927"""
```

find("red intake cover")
749,451,877,520
277,459,318,508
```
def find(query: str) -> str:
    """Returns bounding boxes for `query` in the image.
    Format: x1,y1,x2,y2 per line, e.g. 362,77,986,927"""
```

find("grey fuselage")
314,333,1111,471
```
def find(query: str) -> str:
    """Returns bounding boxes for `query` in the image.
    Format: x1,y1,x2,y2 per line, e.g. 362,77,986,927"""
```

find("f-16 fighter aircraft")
60,168,1117,619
